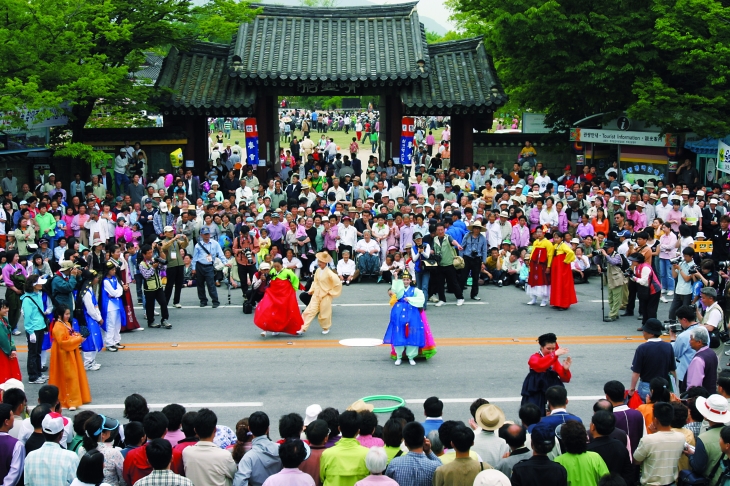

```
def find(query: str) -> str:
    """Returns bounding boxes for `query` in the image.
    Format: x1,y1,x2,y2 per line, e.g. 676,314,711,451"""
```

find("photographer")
667,247,696,321
246,262,271,307
233,225,259,298
697,287,725,362
192,226,229,308
411,233,432,308
624,231,653,318
139,244,170,329
594,240,626,321
669,305,700,393
628,253,661,325
161,226,188,309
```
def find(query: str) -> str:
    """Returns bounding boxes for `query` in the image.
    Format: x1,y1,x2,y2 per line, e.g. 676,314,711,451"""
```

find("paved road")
14,278,673,438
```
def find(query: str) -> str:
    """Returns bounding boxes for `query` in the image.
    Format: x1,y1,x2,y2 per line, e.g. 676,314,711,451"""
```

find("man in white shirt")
337,217,358,257
336,250,357,285
235,180,253,208
83,210,110,247
632,402,685,486
682,195,703,234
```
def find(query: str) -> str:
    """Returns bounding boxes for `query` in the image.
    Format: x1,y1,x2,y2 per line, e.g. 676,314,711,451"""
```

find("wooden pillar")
164,114,208,176
255,94,279,182
450,114,474,169
378,94,403,163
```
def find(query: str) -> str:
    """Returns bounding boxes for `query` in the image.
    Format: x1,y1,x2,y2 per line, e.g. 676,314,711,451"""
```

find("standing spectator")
193,227,229,308
510,423,567,486
320,410,369,486
385,422,441,486
300,419,328,485
603,381,645,456
161,227,189,309
1,170,17,196
586,411,633,485
460,221,487,301
471,404,509,468
433,424,486,486
432,223,464,307
495,424,531,477
688,394,730,484
233,411,282,486
354,447,397,485
554,421,609,486
261,439,313,486
686,326,718,392
182,409,236,486
671,305,701,391
356,411,383,449
134,438,194,486
114,149,130,195
24,414,79,485
139,244,171,329
633,402,686,486
421,396,444,436
0,403,24,486
123,411,169,485
629,318,677,402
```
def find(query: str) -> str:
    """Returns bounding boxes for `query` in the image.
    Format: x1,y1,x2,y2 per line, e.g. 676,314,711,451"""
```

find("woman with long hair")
228,418,253,464
591,207,610,236
49,305,91,411
20,274,48,384
2,250,26,335
637,377,672,434
106,244,141,333
73,269,105,371
77,413,125,486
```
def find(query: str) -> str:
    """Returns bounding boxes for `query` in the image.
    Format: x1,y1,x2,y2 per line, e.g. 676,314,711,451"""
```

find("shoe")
115,343,125,349
261,331,267,337
429,296,438,303
345,281,350,286
637,316,643,320
322,329,330,335
41,366,48,372
154,310,160,316
174,304,182,308
200,303,207,307
296,330,304,336
622,312,634,317
212,303,220,308
132,327,144,331
540,301,548,307
149,322,161,328
138,299,143,304
497,281,503,287
271,332,280,336
667,291,675,296
471,296,481,301
29,378,46,384
604,316,618,321
434,301,445,307
395,359,402,366
89,363,101,371
106,345,118,352
377,276,383,284
68,407,76,411
162,320,172,329
456,299,464,306
526,299,536,305
660,296,668,303
12,329,20,336
637,327,644,331
409,359,416,366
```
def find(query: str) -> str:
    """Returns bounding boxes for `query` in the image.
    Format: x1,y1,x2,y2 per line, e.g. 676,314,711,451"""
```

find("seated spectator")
634,402,686,485
262,439,314,486
123,411,169,485
25,414,79,485
300,419,328,485
171,411,198,475
510,422,567,486
540,386,583,431
162,403,186,447
381,419,404,463
357,411,384,448
571,247,590,283
385,422,441,486
233,411,282,486
586,410,632,485
320,410,369,485
120,421,145,459
554,421,609,486
135,438,193,486
433,424,486,486
24,404,52,456
472,469,512,486
438,420,483,464
471,403,509,468
183,408,236,486
337,251,358,285
354,447,397,485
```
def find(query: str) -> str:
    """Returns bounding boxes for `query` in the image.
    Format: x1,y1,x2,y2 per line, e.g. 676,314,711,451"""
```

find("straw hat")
468,220,485,231
316,251,332,263
474,404,505,431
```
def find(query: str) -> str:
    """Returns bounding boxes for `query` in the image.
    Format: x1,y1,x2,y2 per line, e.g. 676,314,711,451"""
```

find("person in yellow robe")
49,305,91,410
299,252,342,335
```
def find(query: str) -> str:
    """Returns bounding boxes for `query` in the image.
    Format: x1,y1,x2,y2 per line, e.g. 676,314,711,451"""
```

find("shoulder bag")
27,297,50,332
677,454,723,485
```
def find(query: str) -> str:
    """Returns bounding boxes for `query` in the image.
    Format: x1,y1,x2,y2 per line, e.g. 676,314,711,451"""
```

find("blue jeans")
637,381,651,403
417,271,430,310
371,142,378,153
659,258,675,292
115,172,130,196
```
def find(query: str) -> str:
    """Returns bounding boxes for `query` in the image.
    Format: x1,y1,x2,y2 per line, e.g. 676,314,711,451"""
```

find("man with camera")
233,225,259,300
139,243,170,329
161,226,189,309
697,287,726,365
623,231,653,318
193,226,229,308
669,306,701,392
627,252,661,326
594,240,626,321
667,247,696,320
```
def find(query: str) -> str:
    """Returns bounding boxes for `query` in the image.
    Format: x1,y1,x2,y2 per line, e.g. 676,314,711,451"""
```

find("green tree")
190,0,261,44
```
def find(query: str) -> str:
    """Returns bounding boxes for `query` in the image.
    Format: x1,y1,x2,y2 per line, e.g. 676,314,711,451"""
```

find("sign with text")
400,117,415,165
718,140,730,174
244,118,259,167
570,128,677,147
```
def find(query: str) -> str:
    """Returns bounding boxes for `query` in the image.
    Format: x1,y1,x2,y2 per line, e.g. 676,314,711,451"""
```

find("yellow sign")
694,241,713,252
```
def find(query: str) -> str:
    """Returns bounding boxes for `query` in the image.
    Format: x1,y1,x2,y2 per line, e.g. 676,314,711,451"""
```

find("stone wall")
472,133,575,174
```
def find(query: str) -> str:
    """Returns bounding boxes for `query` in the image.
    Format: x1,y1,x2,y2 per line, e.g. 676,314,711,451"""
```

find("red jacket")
528,351,571,383
123,444,152,485
171,439,198,476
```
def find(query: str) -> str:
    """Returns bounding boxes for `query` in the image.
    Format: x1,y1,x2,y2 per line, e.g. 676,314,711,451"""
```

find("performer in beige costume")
299,251,342,335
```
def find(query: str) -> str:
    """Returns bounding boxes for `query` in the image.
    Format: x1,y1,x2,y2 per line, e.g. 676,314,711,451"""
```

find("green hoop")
361,395,406,413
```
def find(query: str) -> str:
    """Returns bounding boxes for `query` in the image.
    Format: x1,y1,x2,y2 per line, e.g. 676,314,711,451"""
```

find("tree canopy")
447,0,730,137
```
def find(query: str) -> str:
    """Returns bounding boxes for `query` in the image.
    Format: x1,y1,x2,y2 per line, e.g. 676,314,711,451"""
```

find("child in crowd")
295,218,315,256
571,247,591,284
257,228,271,264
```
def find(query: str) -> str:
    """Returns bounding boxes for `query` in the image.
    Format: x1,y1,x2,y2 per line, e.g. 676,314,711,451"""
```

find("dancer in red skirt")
550,231,578,310
254,257,304,337
0,299,22,383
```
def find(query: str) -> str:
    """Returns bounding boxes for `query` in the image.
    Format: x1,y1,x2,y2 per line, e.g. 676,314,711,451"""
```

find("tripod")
599,256,613,322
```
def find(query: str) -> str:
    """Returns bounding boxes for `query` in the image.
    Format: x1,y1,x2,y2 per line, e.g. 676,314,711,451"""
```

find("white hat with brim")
697,395,730,424
304,404,322,426
468,221,485,231
0,378,23,392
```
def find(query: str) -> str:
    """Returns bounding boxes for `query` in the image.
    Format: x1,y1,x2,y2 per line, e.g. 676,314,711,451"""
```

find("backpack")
619,254,631,272
44,275,56,304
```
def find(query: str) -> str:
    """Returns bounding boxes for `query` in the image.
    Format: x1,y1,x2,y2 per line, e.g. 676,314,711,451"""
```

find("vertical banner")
244,118,259,167
400,117,415,165
718,140,730,175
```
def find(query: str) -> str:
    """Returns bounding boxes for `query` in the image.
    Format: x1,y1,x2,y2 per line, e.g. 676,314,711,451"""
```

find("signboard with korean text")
399,117,415,165
570,128,677,148
717,140,730,174
244,118,259,167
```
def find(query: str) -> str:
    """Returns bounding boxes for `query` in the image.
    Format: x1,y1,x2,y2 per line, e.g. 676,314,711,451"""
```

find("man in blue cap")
192,226,229,308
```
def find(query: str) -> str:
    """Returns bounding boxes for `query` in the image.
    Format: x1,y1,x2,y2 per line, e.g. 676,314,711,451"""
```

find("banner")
400,117,415,165
244,118,259,167
570,128,677,148
718,140,730,174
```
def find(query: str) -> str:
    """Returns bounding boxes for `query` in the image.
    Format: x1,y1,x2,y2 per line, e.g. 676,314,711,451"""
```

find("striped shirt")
633,430,686,485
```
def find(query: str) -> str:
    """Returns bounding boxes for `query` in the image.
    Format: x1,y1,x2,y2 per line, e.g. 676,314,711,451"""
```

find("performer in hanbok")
73,270,104,371
108,244,141,332
49,305,91,411
520,333,572,416
550,231,578,310
299,251,342,335
0,299,21,383
384,270,436,366
526,227,554,307
254,257,304,337
100,261,125,352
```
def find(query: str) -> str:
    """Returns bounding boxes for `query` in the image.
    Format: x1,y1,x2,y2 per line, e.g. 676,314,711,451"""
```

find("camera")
471,250,478,258
623,268,634,278
591,249,602,258
663,320,683,334
244,248,253,261
669,256,683,265
719,261,730,271
154,257,167,266
687,263,698,275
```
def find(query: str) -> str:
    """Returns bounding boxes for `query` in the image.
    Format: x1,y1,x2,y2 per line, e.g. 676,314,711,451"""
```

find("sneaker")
154,310,160,316
115,343,126,349
667,291,675,296
471,296,481,301
138,299,143,304
434,301,445,307
540,301,548,307
456,299,464,306
660,296,669,303
526,299,536,305
200,303,207,307
29,378,46,384
89,363,101,371
174,304,182,308
322,329,330,335
212,303,220,309
68,407,76,411
409,359,416,366
296,330,304,336
148,322,161,328
106,346,118,352
724,349,730,356
162,320,172,329
132,327,144,331
261,331,267,337
497,281,503,288
11,329,20,336
394,359,402,366
41,366,48,372
429,296,438,303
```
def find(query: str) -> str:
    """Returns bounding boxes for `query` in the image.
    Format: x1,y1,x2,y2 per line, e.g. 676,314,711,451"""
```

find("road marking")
77,402,263,410
14,335,647,352
135,302,487,310
406,396,604,404
590,300,609,303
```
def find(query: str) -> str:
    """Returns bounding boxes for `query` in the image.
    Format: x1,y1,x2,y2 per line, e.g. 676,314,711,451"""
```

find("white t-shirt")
337,259,356,276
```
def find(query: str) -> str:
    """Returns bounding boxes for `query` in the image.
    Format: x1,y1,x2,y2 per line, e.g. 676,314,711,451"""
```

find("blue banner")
244,118,259,166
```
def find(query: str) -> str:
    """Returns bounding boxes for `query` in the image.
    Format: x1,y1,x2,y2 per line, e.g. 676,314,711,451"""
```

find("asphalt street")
14,277,682,438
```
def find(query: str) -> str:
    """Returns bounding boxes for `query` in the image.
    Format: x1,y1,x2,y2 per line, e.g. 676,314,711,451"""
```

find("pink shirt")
165,429,185,447
357,435,384,448
355,476,399,485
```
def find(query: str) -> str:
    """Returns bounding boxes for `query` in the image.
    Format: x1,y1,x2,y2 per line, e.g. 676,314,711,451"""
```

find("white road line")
77,402,264,410
590,300,609,303
405,396,604,404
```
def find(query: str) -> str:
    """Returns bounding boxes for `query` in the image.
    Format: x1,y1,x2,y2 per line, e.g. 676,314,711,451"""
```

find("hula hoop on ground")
361,395,406,413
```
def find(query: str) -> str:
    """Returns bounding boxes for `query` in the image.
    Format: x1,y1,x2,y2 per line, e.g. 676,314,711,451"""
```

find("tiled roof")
401,37,508,115
156,42,257,116
131,52,164,85
228,2,429,83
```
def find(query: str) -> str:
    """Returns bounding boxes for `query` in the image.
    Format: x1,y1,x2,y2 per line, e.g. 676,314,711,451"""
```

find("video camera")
719,261,730,271
663,320,683,334
153,257,167,266
591,249,603,258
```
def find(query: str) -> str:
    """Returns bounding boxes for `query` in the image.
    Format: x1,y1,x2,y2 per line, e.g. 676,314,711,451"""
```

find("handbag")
421,258,438,269
242,300,253,315
678,454,723,485
453,256,465,270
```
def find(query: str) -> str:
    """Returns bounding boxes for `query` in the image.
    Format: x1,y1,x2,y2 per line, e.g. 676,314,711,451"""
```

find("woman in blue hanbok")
100,260,126,352
383,270,436,366
72,270,104,371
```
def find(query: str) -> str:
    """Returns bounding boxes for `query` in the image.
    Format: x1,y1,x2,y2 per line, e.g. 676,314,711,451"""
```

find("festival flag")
400,117,415,164
244,118,259,166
